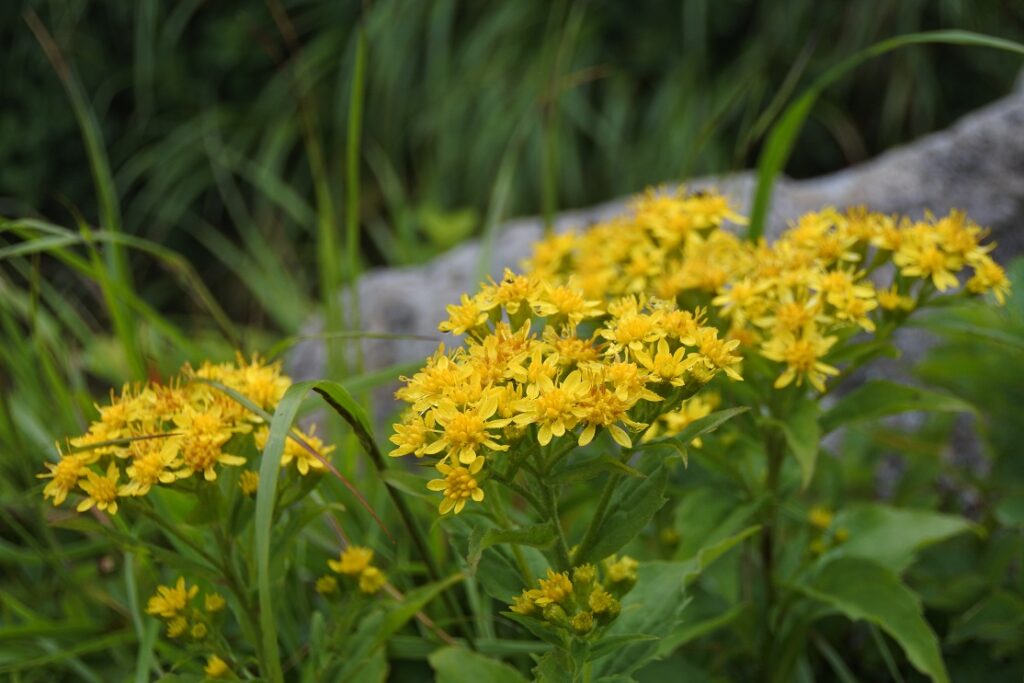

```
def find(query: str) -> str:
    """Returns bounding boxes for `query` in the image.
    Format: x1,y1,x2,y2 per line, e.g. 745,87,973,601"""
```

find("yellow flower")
166,616,188,638
239,471,259,495
438,293,489,335
38,454,87,506
122,436,181,496
205,593,226,613
533,282,603,327
633,338,696,387
428,396,509,465
147,577,198,619
894,234,963,291
761,331,839,393
808,505,833,530
577,382,645,448
255,424,333,476
691,327,743,382
967,257,1010,304
534,569,573,607
358,566,387,594
190,622,208,639
588,587,619,615
605,555,638,583
877,284,914,311
316,575,338,594
204,654,232,679
76,462,123,514
427,458,485,514
328,546,375,576
509,589,543,615
388,411,437,458
512,371,590,446
173,406,245,481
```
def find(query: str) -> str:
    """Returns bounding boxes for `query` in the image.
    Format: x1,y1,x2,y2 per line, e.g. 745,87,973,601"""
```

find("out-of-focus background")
3,0,1023,323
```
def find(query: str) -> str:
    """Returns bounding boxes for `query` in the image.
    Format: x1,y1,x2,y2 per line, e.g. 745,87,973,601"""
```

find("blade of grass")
23,10,143,378
748,30,1024,240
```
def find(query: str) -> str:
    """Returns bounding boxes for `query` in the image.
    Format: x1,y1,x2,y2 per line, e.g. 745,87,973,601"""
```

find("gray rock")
288,87,1024,418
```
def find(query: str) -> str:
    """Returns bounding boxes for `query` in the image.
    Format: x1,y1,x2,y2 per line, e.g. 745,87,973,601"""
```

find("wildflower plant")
387,187,1009,680
34,187,1011,682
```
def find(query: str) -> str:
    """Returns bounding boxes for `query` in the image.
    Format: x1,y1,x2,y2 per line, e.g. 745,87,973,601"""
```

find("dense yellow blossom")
326,545,388,595
40,355,322,514
392,187,1006,515
508,559,632,636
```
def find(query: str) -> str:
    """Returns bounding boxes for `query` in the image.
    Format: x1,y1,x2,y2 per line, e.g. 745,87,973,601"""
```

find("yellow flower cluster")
323,545,387,595
508,556,637,637
526,190,1009,393
389,266,743,513
807,505,849,556
146,576,225,640
39,356,330,514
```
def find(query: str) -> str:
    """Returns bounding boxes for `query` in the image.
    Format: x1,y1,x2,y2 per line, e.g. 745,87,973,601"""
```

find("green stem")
571,471,619,566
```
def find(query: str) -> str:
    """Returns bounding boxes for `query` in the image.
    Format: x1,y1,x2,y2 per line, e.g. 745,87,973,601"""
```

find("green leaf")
575,465,668,565
551,454,646,484
748,30,1024,238
337,573,464,680
254,380,317,683
798,557,949,683
946,591,1024,646
468,523,557,573
639,407,749,461
679,525,762,589
429,646,529,683
820,381,973,433
780,398,820,489
587,633,659,662
828,504,976,572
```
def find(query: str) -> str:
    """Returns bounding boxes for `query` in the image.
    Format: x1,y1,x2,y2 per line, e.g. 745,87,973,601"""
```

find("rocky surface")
289,86,1024,401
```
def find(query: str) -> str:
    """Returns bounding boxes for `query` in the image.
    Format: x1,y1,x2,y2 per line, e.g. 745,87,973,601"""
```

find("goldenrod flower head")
255,424,333,476
38,453,87,507
633,338,696,387
571,610,595,634
76,462,123,515
430,397,509,465
328,546,374,576
204,654,231,679
190,622,208,639
605,555,638,584
967,257,1011,304
238,471,259,495
808,505,833,530
166,616,188,638
147,577,198,619
588,587,619,616
427,458,485,514
316,575,339,594
512,371,590,446
439,293,489,335
510,589,543,616
761,330,839,393
204,593,226,613
535,569,573,607
122,436,181,496
388,411,437,458
358,566,387,594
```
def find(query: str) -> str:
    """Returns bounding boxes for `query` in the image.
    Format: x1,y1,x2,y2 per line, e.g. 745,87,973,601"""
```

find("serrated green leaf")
798,557,949,683
820,380,972,433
